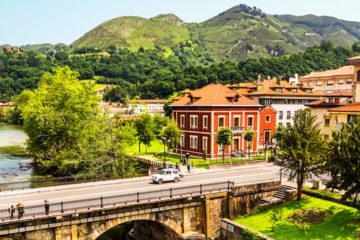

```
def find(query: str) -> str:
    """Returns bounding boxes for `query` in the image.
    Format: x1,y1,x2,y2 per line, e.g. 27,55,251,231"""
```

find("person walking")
44,200,50,215
187,162,191,173
175,162,180,171
8,205,15,220
16,203,24,219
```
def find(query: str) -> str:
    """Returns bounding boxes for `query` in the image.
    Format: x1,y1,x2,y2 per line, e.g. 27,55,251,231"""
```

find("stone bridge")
0,180,281,240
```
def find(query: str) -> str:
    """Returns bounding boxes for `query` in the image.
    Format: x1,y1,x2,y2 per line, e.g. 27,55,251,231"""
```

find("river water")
0,124,32,183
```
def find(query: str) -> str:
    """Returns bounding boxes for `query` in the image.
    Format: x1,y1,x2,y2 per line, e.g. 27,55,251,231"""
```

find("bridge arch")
86,213,183,240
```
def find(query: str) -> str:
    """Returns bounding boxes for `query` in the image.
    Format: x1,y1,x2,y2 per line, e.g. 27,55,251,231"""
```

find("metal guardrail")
0,181,235,223
0,170,149,192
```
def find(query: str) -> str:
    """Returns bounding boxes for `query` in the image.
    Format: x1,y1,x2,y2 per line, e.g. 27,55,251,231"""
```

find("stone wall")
221,219,273,240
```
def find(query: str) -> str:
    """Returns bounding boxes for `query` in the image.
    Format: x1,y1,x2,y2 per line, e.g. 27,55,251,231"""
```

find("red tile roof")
328,103,360,113
300,66,354,79
171,84,261,107
245,79,322,97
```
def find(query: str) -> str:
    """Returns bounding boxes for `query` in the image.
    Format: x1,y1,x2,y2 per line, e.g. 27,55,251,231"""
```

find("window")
286,111,291,120
278,123,283,127
190,135,198,149
180,115,185,128
306,89,312,93
316,81,323,86
286,122,291,128
275,88,283,92
264,99,271,106
324,119,330,127
327,80,334,86
202,137,208,151
324,134,329,139
338,80,344,85
279,111,283,120
290,88,297,93
218,116,225,128
203,116,208,130
265,115,271,123
180,134,185,146
346,79,353,84
234,116,240,127
190,115,198,129
248,116,253,129
307,82,313,87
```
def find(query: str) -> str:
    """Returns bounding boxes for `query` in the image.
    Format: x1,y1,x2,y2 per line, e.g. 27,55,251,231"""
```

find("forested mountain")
71,4,360,60
1,42,360,103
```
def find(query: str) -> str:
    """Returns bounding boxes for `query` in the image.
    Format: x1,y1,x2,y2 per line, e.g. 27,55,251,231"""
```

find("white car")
151,168,183,184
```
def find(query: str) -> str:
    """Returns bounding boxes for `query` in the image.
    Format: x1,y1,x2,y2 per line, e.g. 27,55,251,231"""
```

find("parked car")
151,168,183,184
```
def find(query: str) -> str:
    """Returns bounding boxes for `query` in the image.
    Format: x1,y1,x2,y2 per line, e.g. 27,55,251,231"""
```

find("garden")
125,139,270,169
235,196,360,240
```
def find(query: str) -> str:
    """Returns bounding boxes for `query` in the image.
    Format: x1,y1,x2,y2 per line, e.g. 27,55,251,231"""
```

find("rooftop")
300,65,354,79
171,84,261,107
328,103,360,113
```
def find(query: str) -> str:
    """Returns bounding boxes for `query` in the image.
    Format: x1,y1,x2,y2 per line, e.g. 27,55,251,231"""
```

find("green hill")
71,15,190,52
71,4,360,60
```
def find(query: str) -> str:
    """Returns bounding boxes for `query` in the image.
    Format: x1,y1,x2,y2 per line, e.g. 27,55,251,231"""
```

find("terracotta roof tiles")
300,66,354,79
171,84,261,107
328,103,360,113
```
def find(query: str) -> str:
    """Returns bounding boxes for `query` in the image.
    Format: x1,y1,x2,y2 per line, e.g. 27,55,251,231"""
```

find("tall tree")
17,67,108,175
275,109,326,201
160,120,180,158
326,117,360,204
216,127,233,163
244,130,255,161
134,113,155,154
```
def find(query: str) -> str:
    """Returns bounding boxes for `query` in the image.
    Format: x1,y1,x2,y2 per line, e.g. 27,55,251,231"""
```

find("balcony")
231,126,245,134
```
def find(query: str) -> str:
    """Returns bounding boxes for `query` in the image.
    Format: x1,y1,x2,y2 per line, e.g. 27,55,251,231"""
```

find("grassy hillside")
72,15,190,52
70,4,360,60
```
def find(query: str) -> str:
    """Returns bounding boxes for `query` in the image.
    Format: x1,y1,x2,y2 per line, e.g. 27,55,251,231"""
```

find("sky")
1,0,360,46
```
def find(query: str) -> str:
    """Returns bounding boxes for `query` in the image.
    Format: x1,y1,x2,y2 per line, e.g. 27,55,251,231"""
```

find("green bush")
241,229,262,240
303,187,360,209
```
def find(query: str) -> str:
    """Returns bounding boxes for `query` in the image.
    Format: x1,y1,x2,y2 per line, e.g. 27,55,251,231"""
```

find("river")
0,124,32,183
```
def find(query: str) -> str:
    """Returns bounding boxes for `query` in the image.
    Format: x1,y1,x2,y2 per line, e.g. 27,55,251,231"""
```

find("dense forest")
1,40,360,102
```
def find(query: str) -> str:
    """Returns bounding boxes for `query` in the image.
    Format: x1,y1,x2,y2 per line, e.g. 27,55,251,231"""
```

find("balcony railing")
231,126,245,133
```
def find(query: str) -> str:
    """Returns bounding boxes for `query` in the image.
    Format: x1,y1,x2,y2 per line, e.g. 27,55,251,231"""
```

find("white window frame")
203,115,208,130
265,115,271,123
316,81,323,86
247,116,254,129
264,130,271,144
190,135,198,150
279,111,283,120
286,111,291,120
190,115,198,129
218,115,225,128
180,134,185,146
202,136,208,151
234,115,240,127
180,114,185,128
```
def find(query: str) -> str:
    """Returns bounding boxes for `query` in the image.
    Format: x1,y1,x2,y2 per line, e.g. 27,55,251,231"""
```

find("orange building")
170,84,276,159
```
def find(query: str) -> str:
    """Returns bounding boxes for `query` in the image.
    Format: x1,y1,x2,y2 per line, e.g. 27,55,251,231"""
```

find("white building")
230,78,323,127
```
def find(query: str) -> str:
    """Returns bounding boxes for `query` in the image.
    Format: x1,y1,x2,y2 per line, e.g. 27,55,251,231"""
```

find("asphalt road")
0,163,280,210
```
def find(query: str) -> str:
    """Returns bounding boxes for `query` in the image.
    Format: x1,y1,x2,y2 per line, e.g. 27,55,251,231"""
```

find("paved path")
0,163,280,210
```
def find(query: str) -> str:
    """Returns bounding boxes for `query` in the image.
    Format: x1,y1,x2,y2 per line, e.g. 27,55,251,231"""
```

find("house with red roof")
170,84,276,159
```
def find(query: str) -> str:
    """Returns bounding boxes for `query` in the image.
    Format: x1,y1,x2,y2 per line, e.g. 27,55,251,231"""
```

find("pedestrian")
8,205,15,220
175,162,180,171
187,162,191,173
44,200,50,215
186,152,190,163
191,161,195,173
16,203,24,219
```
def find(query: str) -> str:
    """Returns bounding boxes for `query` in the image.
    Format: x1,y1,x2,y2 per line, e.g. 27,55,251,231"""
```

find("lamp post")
162,136,167,162
180,144,183,163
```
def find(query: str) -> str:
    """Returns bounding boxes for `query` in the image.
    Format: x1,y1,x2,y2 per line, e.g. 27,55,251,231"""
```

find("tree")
134,113,155,154
244,130,255,161
103,86,129,105
216,127,233,163
160,120,180,157
17,67,108,175
274,109,326,201
326,117,360,204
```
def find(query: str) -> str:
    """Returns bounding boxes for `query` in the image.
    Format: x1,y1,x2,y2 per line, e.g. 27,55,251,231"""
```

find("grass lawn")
126,140,269,169
235,196,360,240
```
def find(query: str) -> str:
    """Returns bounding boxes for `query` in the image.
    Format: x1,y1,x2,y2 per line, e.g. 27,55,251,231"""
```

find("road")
0,163,280,210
